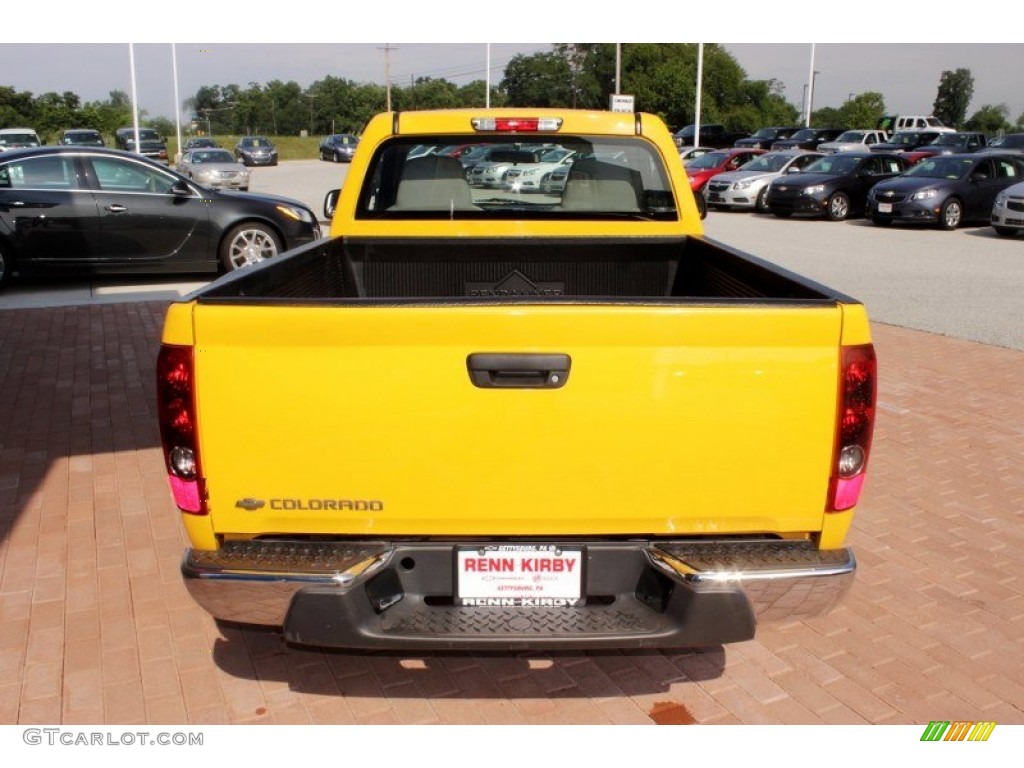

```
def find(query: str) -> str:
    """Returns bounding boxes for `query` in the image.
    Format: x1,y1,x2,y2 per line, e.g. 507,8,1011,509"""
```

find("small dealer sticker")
455,545,584,607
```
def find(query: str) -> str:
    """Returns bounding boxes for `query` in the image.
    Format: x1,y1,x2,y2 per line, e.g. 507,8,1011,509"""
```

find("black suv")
58,129,105,147
115,127,169,164
771,127,846,151
735,126,804,150
673,124,750,149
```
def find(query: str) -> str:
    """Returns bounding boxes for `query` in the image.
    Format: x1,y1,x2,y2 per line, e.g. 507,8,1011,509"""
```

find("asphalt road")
702,209,1024,352
2,158,1022,352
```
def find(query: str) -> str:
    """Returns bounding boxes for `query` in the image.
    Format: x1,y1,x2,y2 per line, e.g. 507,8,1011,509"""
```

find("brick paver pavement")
0,301,1021,725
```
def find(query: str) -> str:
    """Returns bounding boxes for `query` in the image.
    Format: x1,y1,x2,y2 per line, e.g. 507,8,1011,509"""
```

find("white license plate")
455,545,584,607
878,202,893,213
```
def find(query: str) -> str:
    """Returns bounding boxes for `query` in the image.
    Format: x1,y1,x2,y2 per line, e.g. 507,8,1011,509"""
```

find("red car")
686,148,766,194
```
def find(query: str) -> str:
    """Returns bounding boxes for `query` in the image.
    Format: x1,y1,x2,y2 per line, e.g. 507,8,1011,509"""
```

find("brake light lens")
157,344,207,514
828,344,877,512
471,117,563,132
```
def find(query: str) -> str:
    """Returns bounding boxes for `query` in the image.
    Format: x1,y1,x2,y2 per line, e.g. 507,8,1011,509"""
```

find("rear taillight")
828,343,877,512
157,344,207,514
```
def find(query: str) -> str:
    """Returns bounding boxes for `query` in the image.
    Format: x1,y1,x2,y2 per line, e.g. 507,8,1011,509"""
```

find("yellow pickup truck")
158,109,876,650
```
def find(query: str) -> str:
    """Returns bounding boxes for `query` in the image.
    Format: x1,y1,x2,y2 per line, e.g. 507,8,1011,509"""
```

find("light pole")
129,43,141,153
805,43,817,127
380,43,397,112
805,70,820,126
306,91,317,136
172,43,183,163
695,43,704,147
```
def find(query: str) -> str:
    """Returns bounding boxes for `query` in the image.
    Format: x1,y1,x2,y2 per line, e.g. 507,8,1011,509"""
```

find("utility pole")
380,43,398,112
172,43,182,163
615,43,621,94
129,43,140,153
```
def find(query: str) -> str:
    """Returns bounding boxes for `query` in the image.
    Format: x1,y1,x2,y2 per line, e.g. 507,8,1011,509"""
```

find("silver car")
817,130,889,154
991,179,1024,237
705,151,822,212
176,148,250,191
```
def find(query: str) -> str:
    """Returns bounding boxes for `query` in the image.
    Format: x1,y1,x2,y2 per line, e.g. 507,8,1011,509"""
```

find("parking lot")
0,160,1021,732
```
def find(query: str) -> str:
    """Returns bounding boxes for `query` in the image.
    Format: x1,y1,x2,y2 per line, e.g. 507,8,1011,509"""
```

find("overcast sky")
3,9,1017,127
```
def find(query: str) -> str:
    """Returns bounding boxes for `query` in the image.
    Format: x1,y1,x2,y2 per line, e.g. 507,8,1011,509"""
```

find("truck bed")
197,234,846,304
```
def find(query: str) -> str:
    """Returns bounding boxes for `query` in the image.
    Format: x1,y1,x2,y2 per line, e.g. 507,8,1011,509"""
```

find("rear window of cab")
356,135,678,221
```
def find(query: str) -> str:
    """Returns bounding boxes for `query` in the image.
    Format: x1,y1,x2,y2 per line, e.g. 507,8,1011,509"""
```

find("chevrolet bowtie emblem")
235,498,266,511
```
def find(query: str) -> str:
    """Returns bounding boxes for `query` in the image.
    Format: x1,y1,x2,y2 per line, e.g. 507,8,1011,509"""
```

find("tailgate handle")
467,353,570,389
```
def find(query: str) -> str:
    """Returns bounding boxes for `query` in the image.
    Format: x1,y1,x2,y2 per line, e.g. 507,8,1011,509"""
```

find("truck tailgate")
191,302,844,538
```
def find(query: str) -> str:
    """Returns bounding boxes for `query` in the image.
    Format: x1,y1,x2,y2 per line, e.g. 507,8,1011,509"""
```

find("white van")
877,115,955,134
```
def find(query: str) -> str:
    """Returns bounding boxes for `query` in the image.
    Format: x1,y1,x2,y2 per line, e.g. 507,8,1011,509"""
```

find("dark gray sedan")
319,133,359,162
176,148,250,191
867,153,1024,229
235,136,278,167
0,146,321,288
765,152,909,221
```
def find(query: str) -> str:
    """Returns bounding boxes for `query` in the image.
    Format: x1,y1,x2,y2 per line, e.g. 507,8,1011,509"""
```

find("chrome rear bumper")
182,538,854,649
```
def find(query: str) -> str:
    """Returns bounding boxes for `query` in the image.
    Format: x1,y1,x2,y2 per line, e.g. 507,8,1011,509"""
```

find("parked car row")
705,151,824,212
686,149,766,195
2,129,1020,292
700,145,1024,236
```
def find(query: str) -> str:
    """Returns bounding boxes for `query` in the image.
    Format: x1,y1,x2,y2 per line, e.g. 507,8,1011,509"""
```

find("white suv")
0,128,42,152
879,115,955,134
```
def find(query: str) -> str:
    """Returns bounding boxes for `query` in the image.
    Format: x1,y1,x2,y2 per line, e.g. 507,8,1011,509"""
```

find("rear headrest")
559,159,642,211
391,155,478,211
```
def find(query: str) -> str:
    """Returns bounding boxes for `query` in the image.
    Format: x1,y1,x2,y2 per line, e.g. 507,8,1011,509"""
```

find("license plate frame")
878,202,893,213
454,545,585,607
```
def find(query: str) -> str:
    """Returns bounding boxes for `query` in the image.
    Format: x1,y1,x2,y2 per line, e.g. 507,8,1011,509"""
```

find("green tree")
455,80,504,109
261,80,305,135
0,86,36,128
617,43,698,128
501,52,574,107
148,116,176,138
835,92,887,129
32,91,82,139
308,75,360,135
234,82,269,135
396,77,461,111
553,44,616,109
811,106,844,128
932,68,974,129
721,79,799,132
965,104,1011,134
84,91,134,136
